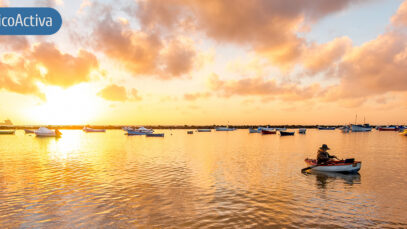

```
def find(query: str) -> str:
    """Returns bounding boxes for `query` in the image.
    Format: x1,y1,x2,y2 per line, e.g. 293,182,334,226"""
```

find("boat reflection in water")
304,171,361,189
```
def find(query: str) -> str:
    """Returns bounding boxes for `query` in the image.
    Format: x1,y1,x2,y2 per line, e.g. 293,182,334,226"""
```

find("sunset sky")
1,0,407,125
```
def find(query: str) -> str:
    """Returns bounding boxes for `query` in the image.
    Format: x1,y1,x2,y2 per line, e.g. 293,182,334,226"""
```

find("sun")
32,84,101,125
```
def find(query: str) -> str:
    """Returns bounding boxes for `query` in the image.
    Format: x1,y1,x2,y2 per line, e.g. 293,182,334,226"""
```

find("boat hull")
146,133,164,137
318,126,336,130
298,129,306,134
280,131,294,136
378,127,399,131
35,133,57,137
24,129,35,134
351,125,372,132
0,130,15,135
261,129,276,134
215,127,236,131
126,131,148,135
197,129,211,132
249,129,260,133
84,128,106,132
305,159,361,173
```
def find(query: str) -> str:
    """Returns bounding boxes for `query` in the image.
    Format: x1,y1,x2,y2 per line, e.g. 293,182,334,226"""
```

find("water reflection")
1,129,407,227
304,171,361,189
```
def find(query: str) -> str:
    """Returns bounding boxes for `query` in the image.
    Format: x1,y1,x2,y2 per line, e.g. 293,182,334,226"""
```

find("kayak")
304,158,361,173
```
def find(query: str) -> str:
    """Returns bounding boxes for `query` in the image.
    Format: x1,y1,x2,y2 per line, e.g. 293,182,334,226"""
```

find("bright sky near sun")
1,0,407,125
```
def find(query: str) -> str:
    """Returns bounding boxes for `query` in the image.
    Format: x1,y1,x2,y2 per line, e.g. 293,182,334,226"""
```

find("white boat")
0,130,15,135
275,127,287,131
35,127,61,137
304,159,361,173
351,124,372,132
299,128,306,134
215,126,236,131
126,126,154,135
249,128,260,133
83,127,106,132
24,129,35,134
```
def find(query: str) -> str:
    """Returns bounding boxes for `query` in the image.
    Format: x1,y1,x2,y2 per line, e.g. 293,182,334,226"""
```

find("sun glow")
32,84,101,125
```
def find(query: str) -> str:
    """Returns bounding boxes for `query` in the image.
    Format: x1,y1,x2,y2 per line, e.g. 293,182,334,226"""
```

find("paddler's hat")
320,144,330,150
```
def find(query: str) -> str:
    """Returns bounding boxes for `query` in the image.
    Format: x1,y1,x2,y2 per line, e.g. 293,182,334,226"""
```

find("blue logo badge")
0,7,62,35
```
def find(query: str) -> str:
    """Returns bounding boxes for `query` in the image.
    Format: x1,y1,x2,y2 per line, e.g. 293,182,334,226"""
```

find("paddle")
301,165,317,173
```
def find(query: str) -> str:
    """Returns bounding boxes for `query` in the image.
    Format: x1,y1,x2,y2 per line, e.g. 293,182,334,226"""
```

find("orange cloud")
97,84,142,102
391,0,407,27
184,92,211,101
92,11,197,79
134,0,366,68
30,42,98,87
329,31,407,99
207,73,320,101
0,60,44,98
0,41,99,99
98,84,128,101
303,36,352,74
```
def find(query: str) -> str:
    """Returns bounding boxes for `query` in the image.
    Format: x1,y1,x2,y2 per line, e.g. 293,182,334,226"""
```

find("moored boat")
215,126,236,131
125,126,154,135
378,126,399,131
351,124,372,132
187,131,193,134
197,129,211,132
249,128,260,133
304,158,361,173
340,126,350,133
280,131,294,136
24,129,35,134
261,128,276,134
318,126,336,130
83,126,106,132
146,133,164,137
400,130,407,136
299,128,306,134
35,127,62,137
0,130,15,135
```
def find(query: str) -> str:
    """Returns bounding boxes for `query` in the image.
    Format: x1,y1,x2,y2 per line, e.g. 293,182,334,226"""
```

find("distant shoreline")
0,124,386,130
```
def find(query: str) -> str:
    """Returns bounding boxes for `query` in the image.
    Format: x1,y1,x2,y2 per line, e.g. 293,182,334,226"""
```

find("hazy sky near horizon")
1,0,407,125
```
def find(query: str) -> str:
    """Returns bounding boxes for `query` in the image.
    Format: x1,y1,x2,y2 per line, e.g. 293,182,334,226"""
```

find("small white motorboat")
83,126,106,132
304,158,361,173
35,127,61,137
126,126,154,135
0,130,15,135
215,126,236,131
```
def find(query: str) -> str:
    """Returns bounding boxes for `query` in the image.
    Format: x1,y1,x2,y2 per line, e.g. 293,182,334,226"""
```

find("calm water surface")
1,129,407,228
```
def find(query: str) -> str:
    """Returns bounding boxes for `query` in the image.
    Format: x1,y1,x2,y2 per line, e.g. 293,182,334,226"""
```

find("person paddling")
317,144,339,164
